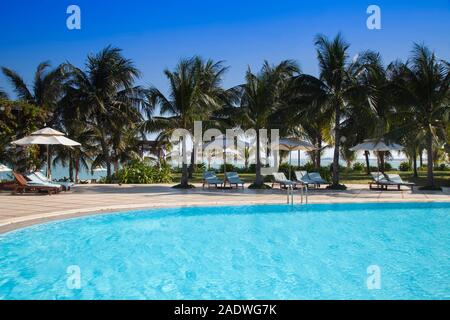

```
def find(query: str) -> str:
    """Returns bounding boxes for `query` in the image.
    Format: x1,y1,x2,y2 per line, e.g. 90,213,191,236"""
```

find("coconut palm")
145,57,228,188
0,88,7,99
388,44,449,188
63,46,145,178
230,60,299,188
1,62,65,125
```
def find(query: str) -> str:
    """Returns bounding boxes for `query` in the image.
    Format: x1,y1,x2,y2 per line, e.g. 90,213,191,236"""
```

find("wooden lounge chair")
12,172,60,195
385,174,415,190
202,171,224,189
225,172,245,189
272,172,301,189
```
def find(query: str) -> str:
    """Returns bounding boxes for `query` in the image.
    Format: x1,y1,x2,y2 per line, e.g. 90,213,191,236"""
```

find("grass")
174,170,450,187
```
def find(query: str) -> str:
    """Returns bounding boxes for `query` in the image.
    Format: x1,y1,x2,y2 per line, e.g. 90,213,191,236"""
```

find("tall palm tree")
1,62,65,125
231,60,299,188
64,46,145,178
146,57,228,188
388,44,449,188
309,33,378,188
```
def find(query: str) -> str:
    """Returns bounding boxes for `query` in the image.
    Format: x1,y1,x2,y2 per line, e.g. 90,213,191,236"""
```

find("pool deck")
0,183,449,233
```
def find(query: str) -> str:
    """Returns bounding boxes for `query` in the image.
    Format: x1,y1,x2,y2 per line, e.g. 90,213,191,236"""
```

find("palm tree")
313,34,352,188
0,88,7,99
64,46,145,179
146,57,228,188
388,44,449,188
1,62,65,125
231,60,299,188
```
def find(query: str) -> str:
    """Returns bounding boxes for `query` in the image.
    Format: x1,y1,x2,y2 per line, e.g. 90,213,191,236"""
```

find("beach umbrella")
350,138,404,173
11,127,81,179
0,164,12,172
272,138,316,180
92,166,107,172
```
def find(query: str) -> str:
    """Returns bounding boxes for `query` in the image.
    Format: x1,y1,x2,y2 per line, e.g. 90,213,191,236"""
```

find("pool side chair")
12,172,60,195
26,173,63,190
202,171,224,189
385,174,415,191
307,172,331,187
34,171,74,191
369,172,395,190
294,171,316,187
225,172,245,189
272,172,300,189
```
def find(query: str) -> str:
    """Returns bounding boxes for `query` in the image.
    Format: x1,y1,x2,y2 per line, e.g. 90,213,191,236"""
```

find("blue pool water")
0,202,449,300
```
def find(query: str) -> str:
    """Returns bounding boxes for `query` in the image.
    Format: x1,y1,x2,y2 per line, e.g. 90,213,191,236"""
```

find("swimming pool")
0,202,449,300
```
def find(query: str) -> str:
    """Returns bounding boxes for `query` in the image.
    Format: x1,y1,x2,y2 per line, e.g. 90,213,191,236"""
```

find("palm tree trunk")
75,158,80,183
412,150,418,178
188,145,195,179
69,153,74,182
113,160,119,174
426,131,434,187
180,136,189,187
255,129,263,186
379,152,385,173
332,104,341,186
364,151,370,174
316,136,322,169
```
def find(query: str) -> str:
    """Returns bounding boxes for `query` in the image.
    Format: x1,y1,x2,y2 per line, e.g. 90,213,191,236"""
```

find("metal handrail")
286,184,308,205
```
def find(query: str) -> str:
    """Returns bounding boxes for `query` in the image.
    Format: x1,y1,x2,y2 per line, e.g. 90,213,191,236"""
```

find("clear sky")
0,0,449,98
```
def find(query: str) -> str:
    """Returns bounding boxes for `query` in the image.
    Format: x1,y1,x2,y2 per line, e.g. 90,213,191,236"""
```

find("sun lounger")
369,172,396,190
294,171,322,188
26,173,62,189
294,170,315,186
12,172,61,195
385,174,415,190
33,171,74,191
202,171,224,189
306,172,330,187
272,172,301,189
225,172,245,189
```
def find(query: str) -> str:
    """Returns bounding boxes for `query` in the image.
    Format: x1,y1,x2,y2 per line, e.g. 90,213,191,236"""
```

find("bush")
194,163,207,173
112,160,173,184
399,162,412,171
352,162,365,171
219,163,236,173
435,163,449,171
383,163,393,171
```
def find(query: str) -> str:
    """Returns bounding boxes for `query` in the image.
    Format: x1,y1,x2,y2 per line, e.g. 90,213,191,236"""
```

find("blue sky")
0,0,449,98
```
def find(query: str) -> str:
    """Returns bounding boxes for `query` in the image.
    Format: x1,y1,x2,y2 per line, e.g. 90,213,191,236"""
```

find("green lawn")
174,170,450,187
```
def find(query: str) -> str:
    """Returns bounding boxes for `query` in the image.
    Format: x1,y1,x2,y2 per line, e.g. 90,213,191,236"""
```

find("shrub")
219,163,236,172
194,163,207,173
435,163,449,171
383,163,393,171
112,160,173,184
399,162,412,171
352,162,365,171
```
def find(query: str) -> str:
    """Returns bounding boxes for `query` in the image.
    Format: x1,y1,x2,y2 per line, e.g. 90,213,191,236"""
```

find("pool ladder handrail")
286,184,308,205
